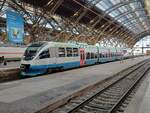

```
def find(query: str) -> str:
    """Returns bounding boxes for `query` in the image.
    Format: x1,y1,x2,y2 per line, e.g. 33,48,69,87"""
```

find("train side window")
91,53,94,59
73,48,78,56
66,47,72,57
107,53,108,57
39,49,50,59
58,48,65,57
86,52,90,59
103,54,105,58
95,53,98,58
100,53,102,58
99,53,102,58
106,53,108,58
109,53,111,57
105,53,107,58
101,53,104,58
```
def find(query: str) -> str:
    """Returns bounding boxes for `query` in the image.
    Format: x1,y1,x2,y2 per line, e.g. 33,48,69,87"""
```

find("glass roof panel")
109,0,121,5
96,0,113,11
130,2,141,10
118,5,128,13
95,0,150,34
108,10,120,17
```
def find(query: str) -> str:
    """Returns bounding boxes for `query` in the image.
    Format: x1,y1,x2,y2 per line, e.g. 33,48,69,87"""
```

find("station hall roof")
1,0,150,47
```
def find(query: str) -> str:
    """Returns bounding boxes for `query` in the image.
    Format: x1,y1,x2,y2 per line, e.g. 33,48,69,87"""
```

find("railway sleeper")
81,105,108,113
91,99,117,105
96,97,120,102
88,102,113,110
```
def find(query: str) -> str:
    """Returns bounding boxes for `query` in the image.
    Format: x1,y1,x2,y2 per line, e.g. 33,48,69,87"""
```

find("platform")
0,56,149,113
138,71,150,113
0,61,20,70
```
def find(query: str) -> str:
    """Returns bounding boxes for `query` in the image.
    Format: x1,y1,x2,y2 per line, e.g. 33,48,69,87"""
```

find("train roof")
46,41,98,48
48,42,79,48
28,41,125,51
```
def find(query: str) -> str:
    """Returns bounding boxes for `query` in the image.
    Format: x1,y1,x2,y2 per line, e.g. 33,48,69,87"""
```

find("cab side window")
39,49,50,59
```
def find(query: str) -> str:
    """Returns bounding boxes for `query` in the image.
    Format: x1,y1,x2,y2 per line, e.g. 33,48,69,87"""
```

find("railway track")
51,59,150,113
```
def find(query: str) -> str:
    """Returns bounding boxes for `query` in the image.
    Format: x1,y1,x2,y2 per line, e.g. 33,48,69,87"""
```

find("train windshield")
24,42,46,60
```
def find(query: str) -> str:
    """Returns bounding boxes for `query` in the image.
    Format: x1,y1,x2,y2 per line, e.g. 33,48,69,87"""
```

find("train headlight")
20,64,25,70
20,64,30,71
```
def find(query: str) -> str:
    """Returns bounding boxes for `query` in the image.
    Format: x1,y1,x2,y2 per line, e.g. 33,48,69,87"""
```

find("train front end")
20,42,47,76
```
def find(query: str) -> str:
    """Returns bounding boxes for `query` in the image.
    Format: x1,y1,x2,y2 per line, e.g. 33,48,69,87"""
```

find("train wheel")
59,67,64,72
47,68,52,74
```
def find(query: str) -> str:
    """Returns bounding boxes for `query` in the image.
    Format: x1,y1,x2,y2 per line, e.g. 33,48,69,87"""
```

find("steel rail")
65,60,149,113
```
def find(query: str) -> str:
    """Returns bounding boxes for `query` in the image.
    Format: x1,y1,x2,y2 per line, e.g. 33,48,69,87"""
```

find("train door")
108,49,111,61
80,48,85,66
49,47,57,64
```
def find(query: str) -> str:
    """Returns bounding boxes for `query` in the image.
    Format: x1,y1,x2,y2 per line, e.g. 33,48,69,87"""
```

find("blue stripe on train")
21,56,122,76
21,61,80,76
99,56,120,62
86,59,97,65
30,61,81,70
21,59,98,76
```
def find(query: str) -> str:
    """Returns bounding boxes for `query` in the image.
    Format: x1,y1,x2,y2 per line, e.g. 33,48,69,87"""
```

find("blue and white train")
20,41,132,76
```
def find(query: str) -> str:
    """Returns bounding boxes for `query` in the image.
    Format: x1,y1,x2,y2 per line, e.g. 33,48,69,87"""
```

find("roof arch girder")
134,30,150,43
121,16,149,26
104,0,141,14
113,8,148,20
7,0,150,47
